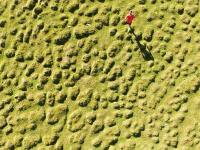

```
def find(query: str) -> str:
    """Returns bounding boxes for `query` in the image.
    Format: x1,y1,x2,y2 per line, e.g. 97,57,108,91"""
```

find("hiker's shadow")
130,31,154,61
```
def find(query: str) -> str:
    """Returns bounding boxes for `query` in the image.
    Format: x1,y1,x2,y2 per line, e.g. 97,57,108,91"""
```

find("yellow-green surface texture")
0,0,200,149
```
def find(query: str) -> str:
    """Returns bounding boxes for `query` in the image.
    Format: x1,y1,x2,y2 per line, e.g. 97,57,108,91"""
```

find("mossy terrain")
0,0,200,149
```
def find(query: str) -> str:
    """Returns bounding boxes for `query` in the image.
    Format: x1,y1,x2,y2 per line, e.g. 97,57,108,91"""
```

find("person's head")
129,10,135,16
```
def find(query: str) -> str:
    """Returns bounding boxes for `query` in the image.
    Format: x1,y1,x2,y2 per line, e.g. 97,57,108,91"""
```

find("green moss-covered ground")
0,0,200,149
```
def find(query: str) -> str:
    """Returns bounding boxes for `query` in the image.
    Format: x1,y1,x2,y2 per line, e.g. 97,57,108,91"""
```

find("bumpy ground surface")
0,0,200,149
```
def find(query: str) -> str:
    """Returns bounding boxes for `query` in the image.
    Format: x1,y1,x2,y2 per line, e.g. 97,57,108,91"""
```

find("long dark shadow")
131,30,154,61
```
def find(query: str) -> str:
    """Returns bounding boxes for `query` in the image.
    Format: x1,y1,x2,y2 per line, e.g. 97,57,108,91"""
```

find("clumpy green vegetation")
0,0,200,149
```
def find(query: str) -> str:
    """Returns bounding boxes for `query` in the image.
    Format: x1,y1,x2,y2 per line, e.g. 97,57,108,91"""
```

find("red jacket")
126,14,135,25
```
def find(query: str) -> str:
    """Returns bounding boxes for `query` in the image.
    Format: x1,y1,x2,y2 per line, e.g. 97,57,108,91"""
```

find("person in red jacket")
125,10,136,33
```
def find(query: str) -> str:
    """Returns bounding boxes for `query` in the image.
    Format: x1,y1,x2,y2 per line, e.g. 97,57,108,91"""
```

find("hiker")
125,10,135,33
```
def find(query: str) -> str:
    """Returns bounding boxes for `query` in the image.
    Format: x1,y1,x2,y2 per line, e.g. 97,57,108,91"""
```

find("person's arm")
133,15,135,21
124,15,127,20
133,12,136,18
